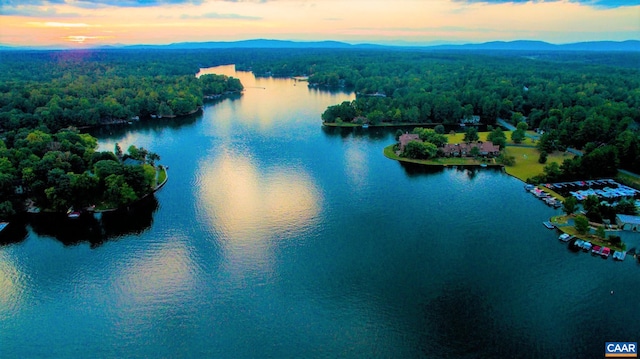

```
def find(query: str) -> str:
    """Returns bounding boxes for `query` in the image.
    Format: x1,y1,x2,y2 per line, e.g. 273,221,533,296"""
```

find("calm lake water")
1,65,638,358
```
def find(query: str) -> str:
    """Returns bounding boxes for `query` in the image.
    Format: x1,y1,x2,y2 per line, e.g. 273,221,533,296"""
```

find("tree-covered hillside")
0,50,243,132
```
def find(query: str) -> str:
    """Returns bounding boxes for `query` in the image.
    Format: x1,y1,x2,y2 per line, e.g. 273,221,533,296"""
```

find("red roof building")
398,133,421,152
441,142,500,157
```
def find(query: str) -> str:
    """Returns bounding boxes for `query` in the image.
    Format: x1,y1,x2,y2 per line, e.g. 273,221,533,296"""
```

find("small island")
0,128,165,219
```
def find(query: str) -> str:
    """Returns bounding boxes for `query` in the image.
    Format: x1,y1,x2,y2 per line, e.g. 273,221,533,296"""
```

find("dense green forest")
0,128,161,218
0,50,243,132
307,51,640,176
233,48,640,176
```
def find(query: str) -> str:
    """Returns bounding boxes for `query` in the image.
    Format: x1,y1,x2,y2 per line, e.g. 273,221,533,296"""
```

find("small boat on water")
591,245,603,256
559,233,571,242
362,123,369,129
67,207,81,218
613,251,627,261
543,221,555,229
0,222,8,233
601,247,611,259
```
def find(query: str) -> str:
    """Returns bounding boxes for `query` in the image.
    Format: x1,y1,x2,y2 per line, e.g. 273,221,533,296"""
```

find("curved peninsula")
0,128,165,219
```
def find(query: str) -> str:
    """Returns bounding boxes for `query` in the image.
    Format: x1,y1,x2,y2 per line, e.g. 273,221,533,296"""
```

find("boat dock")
564,234,629,262
613,251,626,261
543,221,555,229
527,185,562,208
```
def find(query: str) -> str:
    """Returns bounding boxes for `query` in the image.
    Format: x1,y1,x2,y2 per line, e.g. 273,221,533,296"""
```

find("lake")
1,65,638,358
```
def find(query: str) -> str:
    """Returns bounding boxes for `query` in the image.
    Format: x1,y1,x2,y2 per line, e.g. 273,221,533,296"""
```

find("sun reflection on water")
0,252,27,318
196,151,322,254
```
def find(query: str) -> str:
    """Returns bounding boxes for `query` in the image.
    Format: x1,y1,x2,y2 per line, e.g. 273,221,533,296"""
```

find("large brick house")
441,142,500,157
398,133,421,152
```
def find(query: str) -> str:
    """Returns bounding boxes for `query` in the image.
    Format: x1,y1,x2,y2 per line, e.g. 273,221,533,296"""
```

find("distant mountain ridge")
122,39,357,50
120,39,640,52
428,40,640,52
1,39,638,52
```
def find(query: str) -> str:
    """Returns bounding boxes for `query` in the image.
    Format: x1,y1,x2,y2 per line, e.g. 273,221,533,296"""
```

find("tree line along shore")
1,48,638,223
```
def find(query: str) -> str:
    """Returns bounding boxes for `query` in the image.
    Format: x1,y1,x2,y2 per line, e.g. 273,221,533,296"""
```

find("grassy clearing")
616,171,640,190
446,130,537,146
501,147,573,182
551,215,569,225
156,166,167,187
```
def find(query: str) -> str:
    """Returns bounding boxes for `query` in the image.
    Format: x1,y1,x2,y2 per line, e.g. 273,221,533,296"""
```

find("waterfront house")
398,133,421,152
615,214,640,231
441,142,500,158
460,115,480,124
123,158,144,166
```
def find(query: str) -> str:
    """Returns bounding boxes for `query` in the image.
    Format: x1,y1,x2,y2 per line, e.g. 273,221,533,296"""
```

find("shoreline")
22,166,168,216
551,214,626,252
382,144,504,169
384,144,632,254
324,121,449,128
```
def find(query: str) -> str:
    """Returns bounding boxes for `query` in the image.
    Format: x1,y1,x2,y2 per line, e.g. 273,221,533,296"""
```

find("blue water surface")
1,66,638,358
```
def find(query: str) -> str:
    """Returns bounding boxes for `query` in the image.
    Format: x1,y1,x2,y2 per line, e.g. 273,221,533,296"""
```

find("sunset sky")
0,0,638,48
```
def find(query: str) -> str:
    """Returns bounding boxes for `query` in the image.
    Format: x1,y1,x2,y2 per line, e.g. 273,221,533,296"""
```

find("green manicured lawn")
157,166,167,187
550,215,569,225
616,171,640,190
446,130,536,146
501,147,573,182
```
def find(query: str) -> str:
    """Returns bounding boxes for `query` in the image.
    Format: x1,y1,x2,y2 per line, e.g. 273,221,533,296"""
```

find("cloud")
0,5,80,17
43,21,96,27
0,0,65,5
64,35,102,43
349,25,501,34
180,12,262,20
0,0,205,8
454,0,639,8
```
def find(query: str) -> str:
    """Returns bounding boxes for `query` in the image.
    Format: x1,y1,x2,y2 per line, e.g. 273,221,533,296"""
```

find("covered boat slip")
616,214,640,232
613,251,627,261
581,230,640,262
543,179,639,202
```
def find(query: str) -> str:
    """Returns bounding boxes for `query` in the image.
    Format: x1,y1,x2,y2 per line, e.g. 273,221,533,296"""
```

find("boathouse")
615,214,640,231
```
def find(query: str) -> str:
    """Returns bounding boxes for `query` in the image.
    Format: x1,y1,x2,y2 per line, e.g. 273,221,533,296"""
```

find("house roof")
398,133,421,150
616,214,640,225
123,158,143,166
442,142,500,154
